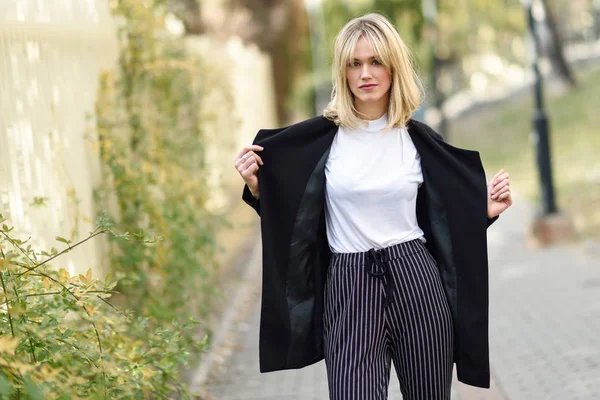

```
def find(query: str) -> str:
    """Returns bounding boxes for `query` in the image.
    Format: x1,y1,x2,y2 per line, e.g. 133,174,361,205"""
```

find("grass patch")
449,66,600,240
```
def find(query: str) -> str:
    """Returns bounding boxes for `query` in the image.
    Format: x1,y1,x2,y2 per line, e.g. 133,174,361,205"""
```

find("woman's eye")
352,61,360,67
372,60,382,65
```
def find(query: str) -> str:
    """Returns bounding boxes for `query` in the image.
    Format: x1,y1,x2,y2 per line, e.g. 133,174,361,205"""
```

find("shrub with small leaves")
96,0,222,331
0,212,204,399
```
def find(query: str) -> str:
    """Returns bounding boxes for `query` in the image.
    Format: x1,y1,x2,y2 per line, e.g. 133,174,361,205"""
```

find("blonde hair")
323,13,424,129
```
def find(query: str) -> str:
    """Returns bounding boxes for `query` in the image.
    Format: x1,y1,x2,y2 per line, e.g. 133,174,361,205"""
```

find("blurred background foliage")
96,0,227,351
171,0,593,121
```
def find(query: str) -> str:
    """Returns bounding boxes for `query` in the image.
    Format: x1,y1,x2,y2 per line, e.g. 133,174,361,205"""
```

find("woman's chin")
355,94,386,105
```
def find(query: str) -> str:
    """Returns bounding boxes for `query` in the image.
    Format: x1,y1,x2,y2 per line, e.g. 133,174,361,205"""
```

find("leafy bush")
0,212,204,399
95,0,221,324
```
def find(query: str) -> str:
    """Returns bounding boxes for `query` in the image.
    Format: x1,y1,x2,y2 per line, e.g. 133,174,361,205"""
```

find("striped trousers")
323,239,454,400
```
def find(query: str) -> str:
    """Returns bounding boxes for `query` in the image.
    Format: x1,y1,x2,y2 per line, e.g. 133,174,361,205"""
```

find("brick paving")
202,196,600,399
483,200,600,399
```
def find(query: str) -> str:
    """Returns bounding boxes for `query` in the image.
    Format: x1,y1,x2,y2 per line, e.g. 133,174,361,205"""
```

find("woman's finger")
244,155,260,170
241,155,259,171
235,151,263,167
241,162,259,179
237,156,255,173
234,156,245,168
493,173,510,185
492,178,510,194
236,145,264,159
245,151,263,165
492,184,510,199
497,191,512,201
491,168,504,183
235,156,247,170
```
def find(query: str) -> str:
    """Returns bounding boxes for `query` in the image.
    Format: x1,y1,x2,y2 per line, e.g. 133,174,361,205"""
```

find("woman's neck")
355,99,388,121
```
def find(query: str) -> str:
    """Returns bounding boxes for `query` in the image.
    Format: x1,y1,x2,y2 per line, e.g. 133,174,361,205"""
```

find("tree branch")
14,229,108,277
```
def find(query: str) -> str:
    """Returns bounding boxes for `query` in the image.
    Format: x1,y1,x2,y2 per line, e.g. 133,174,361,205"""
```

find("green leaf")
30,197,49,207
23,375,44,400
95,211,113,230
60,328,74,340
55,236,72,245
0,374,13,395
197,334,209,350
107,280,118,291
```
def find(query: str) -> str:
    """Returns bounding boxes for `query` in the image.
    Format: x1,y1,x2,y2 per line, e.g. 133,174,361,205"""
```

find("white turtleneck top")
324,114,425,253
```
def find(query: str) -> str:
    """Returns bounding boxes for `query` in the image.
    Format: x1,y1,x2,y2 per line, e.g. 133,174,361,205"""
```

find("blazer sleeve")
242,184,260,216
425,123,500,228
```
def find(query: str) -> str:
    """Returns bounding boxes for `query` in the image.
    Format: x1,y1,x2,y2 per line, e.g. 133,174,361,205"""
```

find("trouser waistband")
330,239,427,307
330,239,427,268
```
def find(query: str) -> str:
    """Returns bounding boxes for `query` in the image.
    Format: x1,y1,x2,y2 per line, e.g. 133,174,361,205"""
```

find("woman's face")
345,36,392,111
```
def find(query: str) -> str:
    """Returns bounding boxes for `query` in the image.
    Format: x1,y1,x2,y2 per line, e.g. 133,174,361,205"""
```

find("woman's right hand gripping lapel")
234,145,264,199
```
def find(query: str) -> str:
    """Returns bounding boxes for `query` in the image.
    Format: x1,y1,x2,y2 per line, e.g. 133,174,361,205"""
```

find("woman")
234,13,512,400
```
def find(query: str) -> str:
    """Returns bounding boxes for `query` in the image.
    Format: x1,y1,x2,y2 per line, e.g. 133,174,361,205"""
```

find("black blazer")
242,116,497,388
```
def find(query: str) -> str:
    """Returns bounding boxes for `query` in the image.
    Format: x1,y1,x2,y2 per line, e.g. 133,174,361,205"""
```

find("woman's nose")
360,65,372,79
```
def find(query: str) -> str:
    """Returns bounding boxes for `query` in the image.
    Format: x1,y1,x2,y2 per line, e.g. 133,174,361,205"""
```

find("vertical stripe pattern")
323,239,454,400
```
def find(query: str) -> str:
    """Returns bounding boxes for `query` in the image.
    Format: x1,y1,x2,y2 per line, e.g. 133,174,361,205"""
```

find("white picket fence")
0,0,277,277
0,1,119,276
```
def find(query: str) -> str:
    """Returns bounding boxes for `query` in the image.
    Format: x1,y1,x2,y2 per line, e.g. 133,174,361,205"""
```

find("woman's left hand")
487,169,513,219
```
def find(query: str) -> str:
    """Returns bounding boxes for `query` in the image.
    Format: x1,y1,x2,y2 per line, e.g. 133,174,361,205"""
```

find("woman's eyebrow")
351,56,378,61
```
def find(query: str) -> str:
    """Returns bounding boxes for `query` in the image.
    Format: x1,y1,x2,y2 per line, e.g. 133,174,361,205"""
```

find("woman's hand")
487,169,512,219
235,145,264,199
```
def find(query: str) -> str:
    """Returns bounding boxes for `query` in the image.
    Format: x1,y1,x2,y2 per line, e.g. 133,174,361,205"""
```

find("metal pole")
526,2,558,215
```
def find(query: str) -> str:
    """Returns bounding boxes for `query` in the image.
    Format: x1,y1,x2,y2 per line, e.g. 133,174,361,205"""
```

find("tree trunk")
538,0,577,89
207,0,307,123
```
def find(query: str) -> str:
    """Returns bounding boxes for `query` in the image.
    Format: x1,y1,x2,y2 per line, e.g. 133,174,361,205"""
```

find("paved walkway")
202,195,600,399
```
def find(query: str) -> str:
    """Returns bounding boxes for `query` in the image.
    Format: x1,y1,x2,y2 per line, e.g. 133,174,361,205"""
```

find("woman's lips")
359,84,377,90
